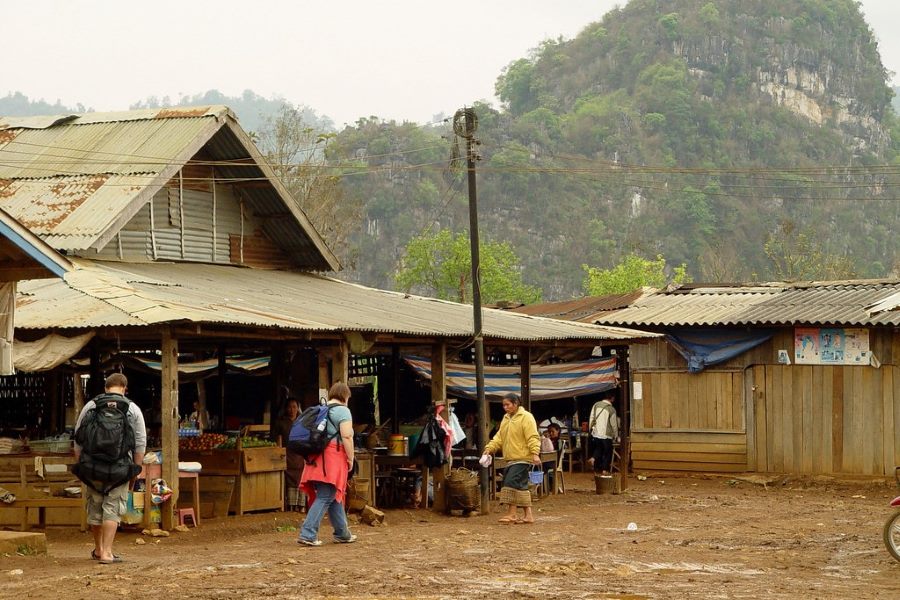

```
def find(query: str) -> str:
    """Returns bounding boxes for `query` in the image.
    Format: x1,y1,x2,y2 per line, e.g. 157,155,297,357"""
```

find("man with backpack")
73,373,146,564
587,393,619,477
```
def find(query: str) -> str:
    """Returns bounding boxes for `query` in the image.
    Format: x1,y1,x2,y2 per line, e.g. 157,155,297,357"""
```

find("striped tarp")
404,356,618,401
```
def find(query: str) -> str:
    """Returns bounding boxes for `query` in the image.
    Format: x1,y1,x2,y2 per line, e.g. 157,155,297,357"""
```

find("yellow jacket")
484,406,541,461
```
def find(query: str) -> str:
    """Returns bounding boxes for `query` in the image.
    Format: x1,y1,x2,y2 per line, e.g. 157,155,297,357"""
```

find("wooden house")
521,282,900,478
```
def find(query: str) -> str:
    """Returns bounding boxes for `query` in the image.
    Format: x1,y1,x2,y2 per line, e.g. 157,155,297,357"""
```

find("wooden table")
492,451,558,497
373,454,430,508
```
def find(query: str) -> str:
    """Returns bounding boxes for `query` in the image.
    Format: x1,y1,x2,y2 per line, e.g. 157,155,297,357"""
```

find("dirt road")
2,473,897,599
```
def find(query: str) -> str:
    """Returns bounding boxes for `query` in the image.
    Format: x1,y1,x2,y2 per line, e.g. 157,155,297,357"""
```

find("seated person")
540,423,562,488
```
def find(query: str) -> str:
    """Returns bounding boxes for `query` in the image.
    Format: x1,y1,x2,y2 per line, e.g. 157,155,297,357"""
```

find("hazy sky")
3,1,898,126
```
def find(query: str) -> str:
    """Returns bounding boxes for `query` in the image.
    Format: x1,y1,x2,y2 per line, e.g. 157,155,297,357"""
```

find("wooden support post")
617,346,630,491
73,374,85,425
431,342,447,408
392,345,400,434
520,346,531,411
160,330,179,530
430,342,450,513
218,345,226,429
88,342,103,398
317,349,330,400
332,341,349,385
268,343,284,425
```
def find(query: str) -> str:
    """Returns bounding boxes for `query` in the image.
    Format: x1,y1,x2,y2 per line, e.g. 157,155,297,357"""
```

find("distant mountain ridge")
332,0,900,297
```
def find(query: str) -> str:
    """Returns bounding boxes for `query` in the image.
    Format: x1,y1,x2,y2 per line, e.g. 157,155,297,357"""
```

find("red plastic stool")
177,507,197,527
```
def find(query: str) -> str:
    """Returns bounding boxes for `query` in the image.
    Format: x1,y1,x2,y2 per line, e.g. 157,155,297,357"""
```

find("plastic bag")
150,478,172,504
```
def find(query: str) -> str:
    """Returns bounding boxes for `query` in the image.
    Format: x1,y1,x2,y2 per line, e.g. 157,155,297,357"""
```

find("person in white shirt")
587,395,618,476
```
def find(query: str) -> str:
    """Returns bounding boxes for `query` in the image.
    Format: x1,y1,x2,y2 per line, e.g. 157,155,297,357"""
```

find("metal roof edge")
0,207,71,277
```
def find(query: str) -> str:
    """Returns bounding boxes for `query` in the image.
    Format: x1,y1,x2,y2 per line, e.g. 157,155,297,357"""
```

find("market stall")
179,427,286,516
0,440,85,531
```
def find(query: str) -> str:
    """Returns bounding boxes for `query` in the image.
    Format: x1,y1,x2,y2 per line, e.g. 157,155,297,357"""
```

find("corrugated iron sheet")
592,282,900,327
512,290,649,322
14,259,659,342
0,106,337,271
0,174,148,248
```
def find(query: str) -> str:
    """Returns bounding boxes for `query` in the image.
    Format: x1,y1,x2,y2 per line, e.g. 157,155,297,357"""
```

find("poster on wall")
794,327,870,365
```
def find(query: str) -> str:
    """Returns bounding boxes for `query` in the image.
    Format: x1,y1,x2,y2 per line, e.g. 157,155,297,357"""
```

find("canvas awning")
404,356,618,401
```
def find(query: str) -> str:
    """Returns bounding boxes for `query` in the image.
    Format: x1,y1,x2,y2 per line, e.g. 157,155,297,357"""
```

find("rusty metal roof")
14,259,659,343
511,290,649,322
0,106,338,270
592,281,900,327
0,206,70,280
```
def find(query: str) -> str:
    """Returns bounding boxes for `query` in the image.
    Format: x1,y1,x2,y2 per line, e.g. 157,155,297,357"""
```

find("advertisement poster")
794,328,870,365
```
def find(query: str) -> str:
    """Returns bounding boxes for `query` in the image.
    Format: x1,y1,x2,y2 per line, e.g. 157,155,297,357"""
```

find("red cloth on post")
299,442,349,505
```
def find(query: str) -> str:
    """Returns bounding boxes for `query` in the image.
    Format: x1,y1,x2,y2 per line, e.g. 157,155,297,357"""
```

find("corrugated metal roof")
0,207,70,279
592,281,900,327
14,259,659,343
511,290,649,322
0,106,338,270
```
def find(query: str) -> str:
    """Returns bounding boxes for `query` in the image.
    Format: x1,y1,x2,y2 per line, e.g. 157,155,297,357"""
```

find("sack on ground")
72,393,141,494
287,405,337,459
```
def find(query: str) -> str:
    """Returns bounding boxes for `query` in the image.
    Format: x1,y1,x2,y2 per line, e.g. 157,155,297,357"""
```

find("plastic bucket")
529,468,544,485
388,434,408,456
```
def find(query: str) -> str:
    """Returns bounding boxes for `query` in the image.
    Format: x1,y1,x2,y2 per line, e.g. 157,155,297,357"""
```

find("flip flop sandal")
498,517,517,524
98,556,124,564
91,550,121,561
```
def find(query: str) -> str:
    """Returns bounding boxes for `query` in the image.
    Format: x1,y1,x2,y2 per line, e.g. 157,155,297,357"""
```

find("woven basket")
447,468,480,510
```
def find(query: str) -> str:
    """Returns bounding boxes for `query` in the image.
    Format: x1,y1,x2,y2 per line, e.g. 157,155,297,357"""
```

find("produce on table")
178,433,277,451
178,433,229,451
217,435,277,449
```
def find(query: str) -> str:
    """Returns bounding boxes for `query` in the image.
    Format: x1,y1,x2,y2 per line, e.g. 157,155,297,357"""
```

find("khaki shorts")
85,482,129,525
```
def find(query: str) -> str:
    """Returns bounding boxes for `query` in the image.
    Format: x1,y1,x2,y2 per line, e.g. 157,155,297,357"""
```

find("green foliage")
699,3,720,26
395,229,542,304
496,58,540,117
658,13,681,40
583,254,691,295
763,220,857,281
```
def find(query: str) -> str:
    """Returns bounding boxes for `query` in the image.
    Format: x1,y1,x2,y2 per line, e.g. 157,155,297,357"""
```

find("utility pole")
453,107,489,514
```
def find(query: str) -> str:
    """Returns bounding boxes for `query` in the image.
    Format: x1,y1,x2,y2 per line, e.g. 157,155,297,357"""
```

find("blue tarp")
665,328,774,373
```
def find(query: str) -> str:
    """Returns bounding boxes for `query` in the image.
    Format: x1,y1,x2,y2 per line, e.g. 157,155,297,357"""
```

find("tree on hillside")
256,104,362,266
395,229,542,304
583,254,690,295
763,219,857,281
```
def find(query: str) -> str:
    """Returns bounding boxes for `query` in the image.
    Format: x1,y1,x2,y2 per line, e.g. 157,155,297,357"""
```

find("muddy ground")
1,472,898,599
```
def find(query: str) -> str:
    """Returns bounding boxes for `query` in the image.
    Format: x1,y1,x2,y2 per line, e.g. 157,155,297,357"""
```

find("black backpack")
72,393,142,494
287,404,339,462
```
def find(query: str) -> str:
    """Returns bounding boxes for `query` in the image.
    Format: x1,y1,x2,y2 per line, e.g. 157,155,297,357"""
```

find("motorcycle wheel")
884,510,900,562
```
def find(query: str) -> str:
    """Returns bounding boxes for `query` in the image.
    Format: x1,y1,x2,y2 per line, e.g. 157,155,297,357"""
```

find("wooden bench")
0,457,86,531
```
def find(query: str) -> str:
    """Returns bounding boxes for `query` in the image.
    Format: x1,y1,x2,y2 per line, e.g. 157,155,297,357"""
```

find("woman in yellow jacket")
481,393,541,524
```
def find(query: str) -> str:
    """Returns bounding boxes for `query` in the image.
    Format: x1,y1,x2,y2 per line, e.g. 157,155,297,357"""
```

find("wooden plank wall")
631,370,747,472
632,371,744,432
631,431,747,472
751,364,900,476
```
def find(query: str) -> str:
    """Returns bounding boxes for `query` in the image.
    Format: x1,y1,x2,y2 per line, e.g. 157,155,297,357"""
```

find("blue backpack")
287,404,338,461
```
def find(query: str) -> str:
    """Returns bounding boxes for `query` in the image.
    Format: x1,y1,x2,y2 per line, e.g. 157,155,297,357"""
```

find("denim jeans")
299,481,351,542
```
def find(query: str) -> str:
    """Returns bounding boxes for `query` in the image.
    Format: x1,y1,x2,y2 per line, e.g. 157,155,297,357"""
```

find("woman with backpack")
297,382,357,546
